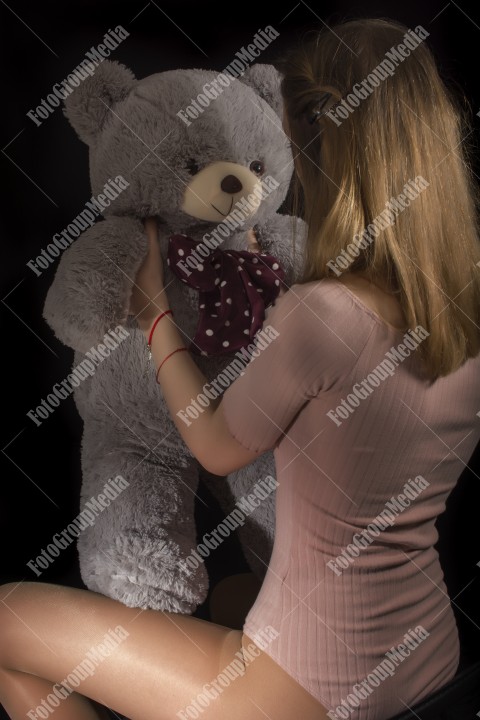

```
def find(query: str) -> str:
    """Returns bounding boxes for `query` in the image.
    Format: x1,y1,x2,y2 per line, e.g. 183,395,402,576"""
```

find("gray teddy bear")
43,59,305,613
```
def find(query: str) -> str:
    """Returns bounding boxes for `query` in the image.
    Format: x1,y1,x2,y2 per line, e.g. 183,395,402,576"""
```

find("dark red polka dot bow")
166,234,286,356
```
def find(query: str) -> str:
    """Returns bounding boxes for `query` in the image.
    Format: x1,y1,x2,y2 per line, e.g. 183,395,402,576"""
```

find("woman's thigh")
0,582,328,720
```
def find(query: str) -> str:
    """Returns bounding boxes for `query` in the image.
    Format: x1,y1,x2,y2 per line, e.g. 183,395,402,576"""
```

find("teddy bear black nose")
221,174,243,194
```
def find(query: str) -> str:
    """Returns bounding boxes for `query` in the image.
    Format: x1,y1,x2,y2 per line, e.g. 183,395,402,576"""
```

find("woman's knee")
0,580,51,618
0,581,56,667
0,580,52,604
0,580,24,601
0,582,28,667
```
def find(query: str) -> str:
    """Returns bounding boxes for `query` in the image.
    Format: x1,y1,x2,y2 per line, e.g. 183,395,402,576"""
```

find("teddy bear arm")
43,216,147,353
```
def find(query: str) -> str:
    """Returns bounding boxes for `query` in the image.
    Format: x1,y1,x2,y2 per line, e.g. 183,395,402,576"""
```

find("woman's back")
222,278,480,719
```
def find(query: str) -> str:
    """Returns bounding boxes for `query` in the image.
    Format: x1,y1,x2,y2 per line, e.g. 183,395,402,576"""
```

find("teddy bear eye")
249,160,265,176
186,158,200,176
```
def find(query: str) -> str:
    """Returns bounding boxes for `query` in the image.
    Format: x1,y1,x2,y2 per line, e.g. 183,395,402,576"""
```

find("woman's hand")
129,217,169,331
247,227,261,253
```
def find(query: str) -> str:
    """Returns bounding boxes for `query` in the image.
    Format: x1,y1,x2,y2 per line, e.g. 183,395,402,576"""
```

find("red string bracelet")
155,347,189,383
148,309,173,348
146,310,173,363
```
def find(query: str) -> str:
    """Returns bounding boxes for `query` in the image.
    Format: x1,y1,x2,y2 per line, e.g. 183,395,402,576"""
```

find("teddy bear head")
63,60,294,241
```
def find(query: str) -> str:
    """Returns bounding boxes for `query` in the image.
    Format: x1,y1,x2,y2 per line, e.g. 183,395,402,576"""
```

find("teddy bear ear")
239,63,283,118
63,60,136,145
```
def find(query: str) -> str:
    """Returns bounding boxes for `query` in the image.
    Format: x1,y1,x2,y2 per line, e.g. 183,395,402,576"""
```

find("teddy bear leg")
77,451,208,614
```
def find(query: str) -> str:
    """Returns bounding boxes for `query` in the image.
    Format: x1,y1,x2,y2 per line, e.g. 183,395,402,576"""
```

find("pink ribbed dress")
221,278,480,720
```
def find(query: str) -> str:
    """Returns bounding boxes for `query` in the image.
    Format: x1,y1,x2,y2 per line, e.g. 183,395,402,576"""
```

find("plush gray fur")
43,60,305,613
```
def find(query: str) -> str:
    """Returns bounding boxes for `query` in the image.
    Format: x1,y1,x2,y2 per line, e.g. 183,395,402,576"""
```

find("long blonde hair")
280,18,480,380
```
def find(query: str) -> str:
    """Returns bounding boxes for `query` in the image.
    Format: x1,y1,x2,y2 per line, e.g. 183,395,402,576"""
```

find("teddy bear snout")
181,161,263,222
220,174,243,194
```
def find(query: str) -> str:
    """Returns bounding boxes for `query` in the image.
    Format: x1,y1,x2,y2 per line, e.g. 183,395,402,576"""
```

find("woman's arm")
144,303,265,476
129,218,265,477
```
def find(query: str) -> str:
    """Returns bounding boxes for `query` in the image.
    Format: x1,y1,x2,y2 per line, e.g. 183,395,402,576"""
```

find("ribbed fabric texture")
221,279,480,719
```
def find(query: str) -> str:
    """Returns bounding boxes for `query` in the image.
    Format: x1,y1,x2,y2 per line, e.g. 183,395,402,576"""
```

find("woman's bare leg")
0,581,328,720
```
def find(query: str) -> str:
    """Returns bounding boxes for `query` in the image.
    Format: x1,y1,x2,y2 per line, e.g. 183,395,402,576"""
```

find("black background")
1,0,480,715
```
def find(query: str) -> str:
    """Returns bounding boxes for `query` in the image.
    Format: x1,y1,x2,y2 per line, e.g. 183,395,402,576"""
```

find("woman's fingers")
141,216,164,284
247,228,261,253
145,216,158,245
128,217,166,324
144,217,161,261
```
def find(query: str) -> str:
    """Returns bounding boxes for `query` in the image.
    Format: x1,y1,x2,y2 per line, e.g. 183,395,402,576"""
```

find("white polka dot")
166,258,170,265
211,313,217,317
206,329,213,336
248,282,252,286
272,263,279,270
214,263,221,269
257,288,263,292
215,302,221,307
220,280,227,287
214,278,220,285
243,329,249,335
178,249,184,256
196,264,204,271
256,270,262,275
238,266,243,271
275,279,280,286
200,303,205,308
252,257,258,263
225,321,230,326
226,298,232,304
239,257,245,263
222,340,229,347
244,310,249,316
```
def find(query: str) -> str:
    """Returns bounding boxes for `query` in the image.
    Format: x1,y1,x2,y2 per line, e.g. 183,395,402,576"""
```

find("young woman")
2,17,480,720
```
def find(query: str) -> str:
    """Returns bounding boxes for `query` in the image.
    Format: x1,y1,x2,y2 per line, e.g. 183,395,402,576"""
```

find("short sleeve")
220,280,375,453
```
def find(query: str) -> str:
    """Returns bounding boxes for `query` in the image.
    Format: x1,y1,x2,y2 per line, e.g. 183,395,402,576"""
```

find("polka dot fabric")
167,234,286,356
